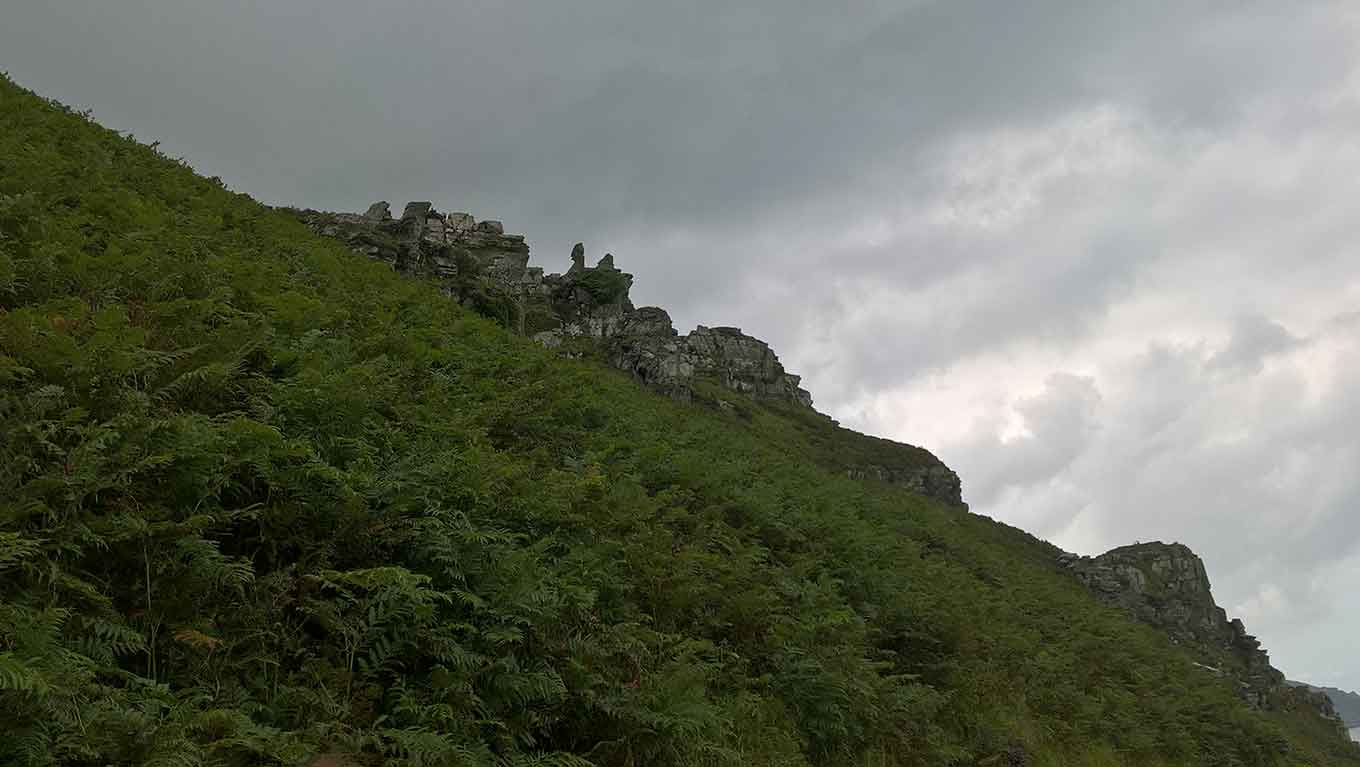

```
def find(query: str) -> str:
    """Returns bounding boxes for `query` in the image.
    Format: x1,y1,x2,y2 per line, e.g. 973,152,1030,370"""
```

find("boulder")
401,201,433,221
363,201,391,222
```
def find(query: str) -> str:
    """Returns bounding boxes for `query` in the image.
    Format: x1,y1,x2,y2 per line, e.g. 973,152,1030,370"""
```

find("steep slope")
292,201,962,505
1292,684,1360,727
2,75,1357,767
1060,544,1347,728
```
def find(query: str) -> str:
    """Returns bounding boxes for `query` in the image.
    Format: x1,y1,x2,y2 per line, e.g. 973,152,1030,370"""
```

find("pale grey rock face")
298,204,819,411
681,325,809,403
402,201,433,221
845,463,962,505
364,201,391,222
1060,542,1289,710
446,212,475,233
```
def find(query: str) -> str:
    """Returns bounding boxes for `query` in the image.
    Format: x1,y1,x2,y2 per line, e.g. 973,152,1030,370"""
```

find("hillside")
1293,684,1360,727
2,74,1358,766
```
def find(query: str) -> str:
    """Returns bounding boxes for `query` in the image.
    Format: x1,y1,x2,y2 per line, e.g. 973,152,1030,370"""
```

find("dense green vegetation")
2,75,1357,766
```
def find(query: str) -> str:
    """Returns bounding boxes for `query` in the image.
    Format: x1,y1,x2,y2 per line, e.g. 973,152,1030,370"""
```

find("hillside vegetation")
2,75,1357,766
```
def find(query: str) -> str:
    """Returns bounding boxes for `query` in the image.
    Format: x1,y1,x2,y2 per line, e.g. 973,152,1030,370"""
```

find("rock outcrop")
295,202,812,408
1059,542,1288,709
295,201,962,505
301,200,533,285
846,461,963,506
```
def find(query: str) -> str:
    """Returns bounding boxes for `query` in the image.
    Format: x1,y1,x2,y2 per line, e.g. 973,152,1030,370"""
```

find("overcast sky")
5,1,1359,691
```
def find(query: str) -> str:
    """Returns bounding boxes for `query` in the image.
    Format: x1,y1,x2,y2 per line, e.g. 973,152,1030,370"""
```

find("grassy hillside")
1,74,1356,767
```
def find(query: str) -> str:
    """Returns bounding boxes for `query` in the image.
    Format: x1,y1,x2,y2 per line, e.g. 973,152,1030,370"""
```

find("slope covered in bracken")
2,75,1357,766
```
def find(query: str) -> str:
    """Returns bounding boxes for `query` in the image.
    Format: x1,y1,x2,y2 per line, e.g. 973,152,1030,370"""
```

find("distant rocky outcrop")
292,201,963,504
299,200,533,285
1290,682,1360,727
1058,542,1327,717
294,201,810,406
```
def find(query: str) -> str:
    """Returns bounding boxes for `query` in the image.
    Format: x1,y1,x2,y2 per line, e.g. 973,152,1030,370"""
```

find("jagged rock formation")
1059,542,1297,711
295,202,814,407
1291,683,1360,728
300,200,533,285
293,201,971,503
846,461,963,506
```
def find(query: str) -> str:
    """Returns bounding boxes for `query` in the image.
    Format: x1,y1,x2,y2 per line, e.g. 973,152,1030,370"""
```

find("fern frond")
0,652,51,696
380,727,484,766
173,627,224,652
0,531,43,570
144,738,205,767
5,726,55,767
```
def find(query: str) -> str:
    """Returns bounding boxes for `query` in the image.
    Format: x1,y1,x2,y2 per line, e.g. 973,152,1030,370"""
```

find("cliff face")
1059,542,1322,715
295,201,962,504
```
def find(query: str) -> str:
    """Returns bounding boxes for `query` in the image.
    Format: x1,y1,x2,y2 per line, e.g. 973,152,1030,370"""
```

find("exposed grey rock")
401,201,433,221
1060,542,1289,710
446,212,475,233
296,203,814,412
622,306,677,337
846,463,962,505
683,325,810,403
364,201,391,222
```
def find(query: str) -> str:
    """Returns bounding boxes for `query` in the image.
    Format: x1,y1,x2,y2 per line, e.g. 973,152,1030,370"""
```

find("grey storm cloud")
1208,314,1305,373
4,0,1360,689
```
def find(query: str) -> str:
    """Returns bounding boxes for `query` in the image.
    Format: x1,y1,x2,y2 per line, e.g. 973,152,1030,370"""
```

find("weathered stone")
846,462,962,505
363,201,391,222
446,212,475,232
1060,542,1290,709
402,201,433,221
569,243,586,273
683,325,807,402
476,219,504,234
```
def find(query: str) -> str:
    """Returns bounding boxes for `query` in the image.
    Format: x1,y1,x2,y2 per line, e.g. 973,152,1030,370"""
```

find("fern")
380,727,486,767
0,531,43,570
144,739,205,767
0,652,50,696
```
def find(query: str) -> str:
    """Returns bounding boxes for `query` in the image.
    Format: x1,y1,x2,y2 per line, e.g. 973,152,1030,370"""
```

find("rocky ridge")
1060,542,1340,724
294,201,962,505
295,201,811,407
